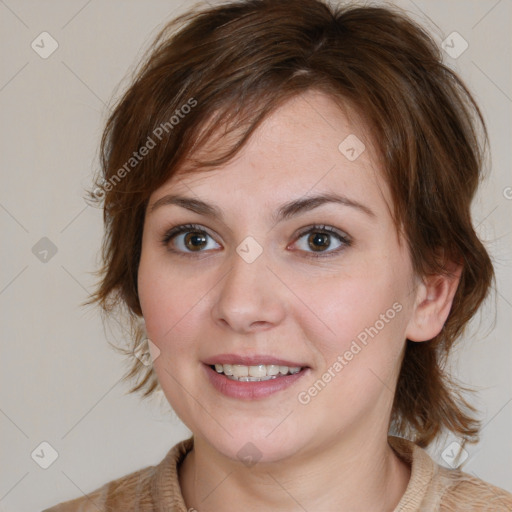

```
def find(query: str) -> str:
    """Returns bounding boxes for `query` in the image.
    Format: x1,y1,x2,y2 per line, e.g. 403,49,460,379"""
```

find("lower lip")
203,364,309,400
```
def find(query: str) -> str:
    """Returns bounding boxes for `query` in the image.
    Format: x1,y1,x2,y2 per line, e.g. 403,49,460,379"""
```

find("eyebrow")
149,192,376,221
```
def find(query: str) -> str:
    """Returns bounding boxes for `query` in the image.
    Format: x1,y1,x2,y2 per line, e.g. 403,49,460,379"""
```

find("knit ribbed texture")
43,436,512,511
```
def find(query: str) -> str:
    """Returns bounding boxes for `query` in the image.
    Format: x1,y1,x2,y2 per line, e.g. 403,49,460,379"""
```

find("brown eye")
162,224,221,254
184,232,208,251
292,225,351,257
307,232,331,251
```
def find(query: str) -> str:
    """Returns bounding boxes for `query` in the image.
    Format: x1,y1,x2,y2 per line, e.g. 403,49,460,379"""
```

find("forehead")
153,90,389,213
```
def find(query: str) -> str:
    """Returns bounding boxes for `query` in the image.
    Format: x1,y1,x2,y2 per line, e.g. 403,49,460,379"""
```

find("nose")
211,249,287,334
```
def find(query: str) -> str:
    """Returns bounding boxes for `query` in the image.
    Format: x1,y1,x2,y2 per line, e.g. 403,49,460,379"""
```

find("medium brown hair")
90,0,494,447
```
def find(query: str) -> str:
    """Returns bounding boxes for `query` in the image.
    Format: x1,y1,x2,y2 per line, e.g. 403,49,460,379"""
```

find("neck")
179,427,410,512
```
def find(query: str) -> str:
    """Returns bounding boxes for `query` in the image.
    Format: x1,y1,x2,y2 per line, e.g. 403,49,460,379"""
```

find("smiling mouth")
210,363,304,382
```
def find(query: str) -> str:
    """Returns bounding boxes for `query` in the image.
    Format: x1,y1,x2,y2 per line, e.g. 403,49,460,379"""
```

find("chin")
198,421,311,466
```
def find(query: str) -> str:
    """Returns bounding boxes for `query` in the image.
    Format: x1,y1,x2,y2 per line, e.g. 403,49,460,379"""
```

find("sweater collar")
153,435,434,511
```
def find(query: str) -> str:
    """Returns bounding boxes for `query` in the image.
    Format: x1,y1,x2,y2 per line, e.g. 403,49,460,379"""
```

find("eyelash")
161,223,352,259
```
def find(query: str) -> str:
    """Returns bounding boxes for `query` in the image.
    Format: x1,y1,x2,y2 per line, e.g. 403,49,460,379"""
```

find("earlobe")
405,265,462,342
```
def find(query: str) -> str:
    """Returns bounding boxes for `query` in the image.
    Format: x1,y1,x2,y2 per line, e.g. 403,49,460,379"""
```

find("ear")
405,262,462,342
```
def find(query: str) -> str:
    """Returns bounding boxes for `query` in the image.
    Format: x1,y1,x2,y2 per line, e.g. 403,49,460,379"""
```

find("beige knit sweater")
43,436,512,511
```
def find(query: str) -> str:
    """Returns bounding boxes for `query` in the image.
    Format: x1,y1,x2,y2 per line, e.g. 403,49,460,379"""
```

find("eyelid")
294,224,350,240
161,223,216,243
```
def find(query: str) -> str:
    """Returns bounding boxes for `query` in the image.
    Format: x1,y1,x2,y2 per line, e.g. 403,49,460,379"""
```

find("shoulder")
42,464,156,512
42,437,194,512
388,436,512,511
435,465,512,512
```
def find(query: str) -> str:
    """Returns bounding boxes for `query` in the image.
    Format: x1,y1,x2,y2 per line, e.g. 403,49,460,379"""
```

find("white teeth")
211,363,303,381
238,375,276,382
249,365,267,377
267,364,280,376
232,365,249,378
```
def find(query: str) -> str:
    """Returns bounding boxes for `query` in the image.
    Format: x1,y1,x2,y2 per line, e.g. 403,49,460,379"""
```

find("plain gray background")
0,0,510,510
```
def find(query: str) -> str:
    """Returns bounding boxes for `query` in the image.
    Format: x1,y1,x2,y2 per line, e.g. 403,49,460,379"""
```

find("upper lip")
204,354,309,367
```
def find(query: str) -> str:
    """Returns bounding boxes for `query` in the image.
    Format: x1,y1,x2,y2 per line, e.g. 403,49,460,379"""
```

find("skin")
138,90,461,511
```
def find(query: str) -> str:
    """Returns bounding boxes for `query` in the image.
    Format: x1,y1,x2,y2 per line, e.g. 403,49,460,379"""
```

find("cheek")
137,250,214,358
296,279,408,416
289,259,412,393
137,256,207,415
292,266,408,344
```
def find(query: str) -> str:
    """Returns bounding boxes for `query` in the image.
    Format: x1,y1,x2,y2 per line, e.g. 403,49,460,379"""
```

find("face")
138,90,420,463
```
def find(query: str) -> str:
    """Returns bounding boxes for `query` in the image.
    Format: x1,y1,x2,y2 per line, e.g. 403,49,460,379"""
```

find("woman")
45,0,512,510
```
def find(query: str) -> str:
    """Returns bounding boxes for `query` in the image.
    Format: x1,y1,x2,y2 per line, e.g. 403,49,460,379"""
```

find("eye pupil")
185,232,207,251
308,232,330,251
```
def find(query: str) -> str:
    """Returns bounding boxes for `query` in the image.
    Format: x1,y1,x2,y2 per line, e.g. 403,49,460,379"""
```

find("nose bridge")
211,242,286,332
